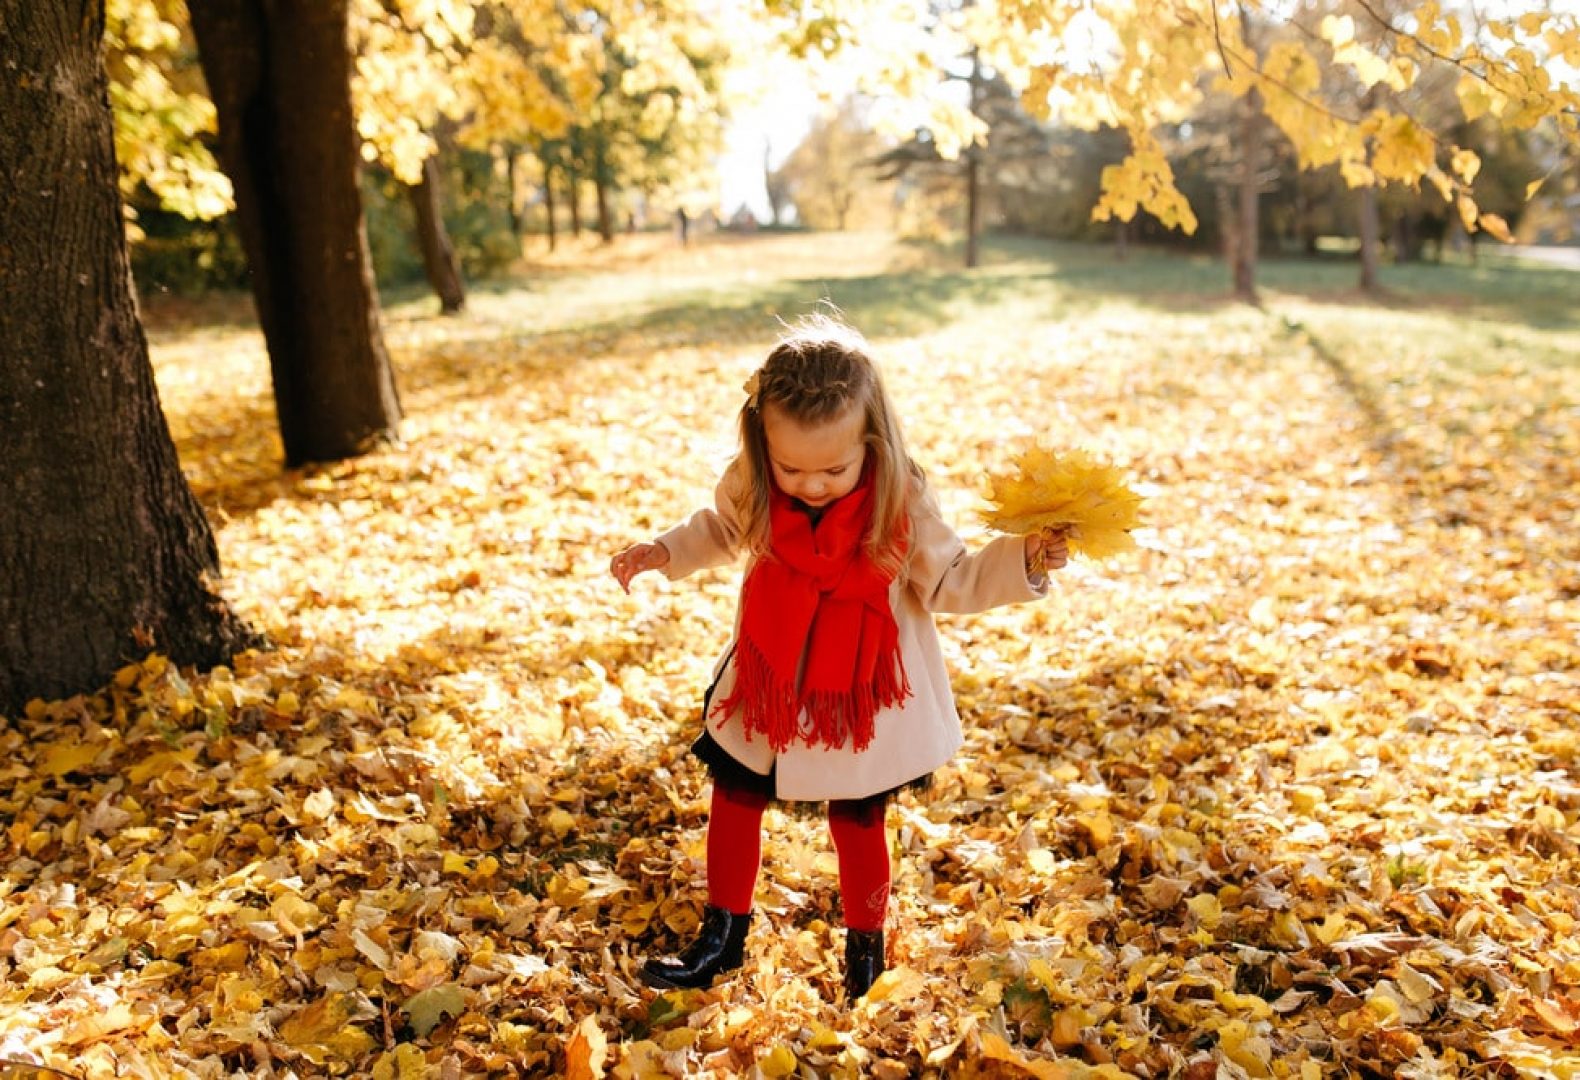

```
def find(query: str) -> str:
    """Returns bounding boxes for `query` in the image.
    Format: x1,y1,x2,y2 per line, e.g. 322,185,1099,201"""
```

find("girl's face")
761,401,867,509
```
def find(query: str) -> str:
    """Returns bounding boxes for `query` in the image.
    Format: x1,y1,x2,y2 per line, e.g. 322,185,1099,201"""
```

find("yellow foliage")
1366,112,1436,186
4,233,1578,1078
106,1,232,220
981,444,1145,561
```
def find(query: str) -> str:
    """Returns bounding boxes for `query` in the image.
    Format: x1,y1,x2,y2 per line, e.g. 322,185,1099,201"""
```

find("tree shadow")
157,235,1575,531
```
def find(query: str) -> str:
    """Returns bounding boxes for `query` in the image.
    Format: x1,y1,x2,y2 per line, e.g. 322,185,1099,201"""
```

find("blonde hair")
732,315,918,575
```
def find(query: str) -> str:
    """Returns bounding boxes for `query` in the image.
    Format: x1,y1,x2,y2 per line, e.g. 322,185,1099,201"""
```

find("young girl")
609,316,1067,1000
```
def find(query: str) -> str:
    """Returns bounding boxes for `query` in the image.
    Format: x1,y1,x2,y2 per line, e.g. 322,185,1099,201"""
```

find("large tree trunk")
188,0,401,468
1358,183,1381,292
0,0,257,713
409,154,466,314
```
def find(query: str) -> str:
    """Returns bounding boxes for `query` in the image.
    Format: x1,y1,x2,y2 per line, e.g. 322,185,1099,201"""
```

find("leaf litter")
2,234,1577,1078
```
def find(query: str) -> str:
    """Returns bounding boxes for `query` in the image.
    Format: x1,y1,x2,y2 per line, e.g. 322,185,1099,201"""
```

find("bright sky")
715,55,823,222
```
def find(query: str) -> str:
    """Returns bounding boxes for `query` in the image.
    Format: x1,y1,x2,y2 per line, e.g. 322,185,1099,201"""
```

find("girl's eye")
826,467,846,476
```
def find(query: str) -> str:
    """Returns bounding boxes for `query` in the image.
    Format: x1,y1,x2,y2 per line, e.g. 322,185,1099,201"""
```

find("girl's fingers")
614,542,668,591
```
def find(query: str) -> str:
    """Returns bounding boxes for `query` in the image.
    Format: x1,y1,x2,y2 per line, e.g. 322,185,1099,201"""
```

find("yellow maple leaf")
42,741,101,777
1478,212,1513,243
981,444,1145,561
980,1032,1070,1078
757,1046,799,1077
565,1014,608,1080
278,992,377,1064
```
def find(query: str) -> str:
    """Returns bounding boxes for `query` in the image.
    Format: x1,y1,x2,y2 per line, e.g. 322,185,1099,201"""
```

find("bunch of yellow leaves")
981,444,1145,562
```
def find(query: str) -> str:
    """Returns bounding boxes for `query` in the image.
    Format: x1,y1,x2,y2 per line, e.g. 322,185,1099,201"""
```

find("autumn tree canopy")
111,0,1576,260
810,0,1579,241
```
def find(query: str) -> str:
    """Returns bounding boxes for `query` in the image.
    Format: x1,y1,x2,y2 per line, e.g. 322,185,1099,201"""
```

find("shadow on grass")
161,234,1575,527
395,242,1576,397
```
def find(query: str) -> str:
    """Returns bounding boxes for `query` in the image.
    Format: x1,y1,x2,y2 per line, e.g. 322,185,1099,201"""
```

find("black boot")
844,927,885,1000
641,906,752,989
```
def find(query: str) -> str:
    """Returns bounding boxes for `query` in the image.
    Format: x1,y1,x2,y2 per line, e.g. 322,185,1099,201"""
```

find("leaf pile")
2,234,1577,1078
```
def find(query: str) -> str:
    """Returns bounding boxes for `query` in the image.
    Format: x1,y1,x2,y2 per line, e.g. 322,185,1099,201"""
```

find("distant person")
609,315,1069,1000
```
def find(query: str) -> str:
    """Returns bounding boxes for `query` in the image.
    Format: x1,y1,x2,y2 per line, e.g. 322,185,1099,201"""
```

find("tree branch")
1210,0,1234,79
1350,0,1576,119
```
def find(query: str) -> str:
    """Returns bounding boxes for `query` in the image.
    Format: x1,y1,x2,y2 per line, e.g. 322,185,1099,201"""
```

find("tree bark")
595,175,614,244
1216,183,1237,265
188,0,401,468
1358,183,1381,292
505,149,523,237
409,154,466,314
1233,86,1262,303
544,170,558,252
567,171,583,236
1294,172,1317,255
0,0,257,713
965,47,983,269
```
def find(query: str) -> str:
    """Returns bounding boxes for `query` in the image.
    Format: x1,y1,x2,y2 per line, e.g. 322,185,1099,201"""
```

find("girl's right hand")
611,541,670,593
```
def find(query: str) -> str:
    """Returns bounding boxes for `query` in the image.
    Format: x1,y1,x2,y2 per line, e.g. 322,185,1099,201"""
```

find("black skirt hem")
690,727,933,809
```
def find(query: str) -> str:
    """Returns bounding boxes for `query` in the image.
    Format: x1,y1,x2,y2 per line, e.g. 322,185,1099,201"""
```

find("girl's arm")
906,479,1057,614
625,460,747,586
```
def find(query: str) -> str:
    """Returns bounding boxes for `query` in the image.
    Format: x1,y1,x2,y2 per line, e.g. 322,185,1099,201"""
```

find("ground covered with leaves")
3,233,1577,1078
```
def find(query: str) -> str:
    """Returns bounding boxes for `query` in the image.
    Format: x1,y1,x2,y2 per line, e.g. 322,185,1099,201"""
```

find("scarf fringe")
718,637,912,753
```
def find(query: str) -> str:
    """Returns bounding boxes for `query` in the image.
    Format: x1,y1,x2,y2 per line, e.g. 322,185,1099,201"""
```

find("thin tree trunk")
965,47,983,269
595,174,614,243
409,154,466,314
506,149,522,237
1294,171,1316,255
764,139,784,227
188,0,401,468
544,171,558,252
1,0,256,712
1216,183,1237,266
1358,183,1381,292
567,171,583,236
1114,219,1130,260
1233,86,1262,302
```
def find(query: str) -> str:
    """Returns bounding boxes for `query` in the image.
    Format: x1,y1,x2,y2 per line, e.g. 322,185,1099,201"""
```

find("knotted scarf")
716,466,911,753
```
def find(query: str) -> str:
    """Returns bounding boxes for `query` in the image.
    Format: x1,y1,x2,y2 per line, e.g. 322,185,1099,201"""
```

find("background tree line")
1,0,1574,712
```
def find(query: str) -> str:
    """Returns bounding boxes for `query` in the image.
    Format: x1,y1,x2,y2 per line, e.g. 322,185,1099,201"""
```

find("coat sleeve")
654,459,749,580
905,477,1050,614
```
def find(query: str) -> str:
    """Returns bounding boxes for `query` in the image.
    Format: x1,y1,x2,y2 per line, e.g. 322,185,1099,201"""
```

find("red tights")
706,781,890,931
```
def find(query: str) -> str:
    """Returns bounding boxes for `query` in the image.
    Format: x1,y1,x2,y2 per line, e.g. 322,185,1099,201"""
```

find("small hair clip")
742,370,761,411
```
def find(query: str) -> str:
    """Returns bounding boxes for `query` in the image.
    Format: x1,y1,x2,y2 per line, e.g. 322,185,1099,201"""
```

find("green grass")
374,230,1577,356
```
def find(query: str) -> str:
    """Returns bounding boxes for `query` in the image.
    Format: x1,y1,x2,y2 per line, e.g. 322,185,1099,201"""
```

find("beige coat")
657,461,1049,801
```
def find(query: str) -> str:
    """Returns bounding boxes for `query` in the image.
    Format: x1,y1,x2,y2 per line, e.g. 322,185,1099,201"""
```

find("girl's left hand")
611,541,671,593
1025,527,1069,575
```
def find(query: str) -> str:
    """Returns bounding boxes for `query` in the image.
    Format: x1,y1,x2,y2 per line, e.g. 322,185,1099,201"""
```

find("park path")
1501,243,1580,269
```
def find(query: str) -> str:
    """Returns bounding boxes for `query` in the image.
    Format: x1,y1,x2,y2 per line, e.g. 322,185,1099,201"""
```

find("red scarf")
716,466,910,753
